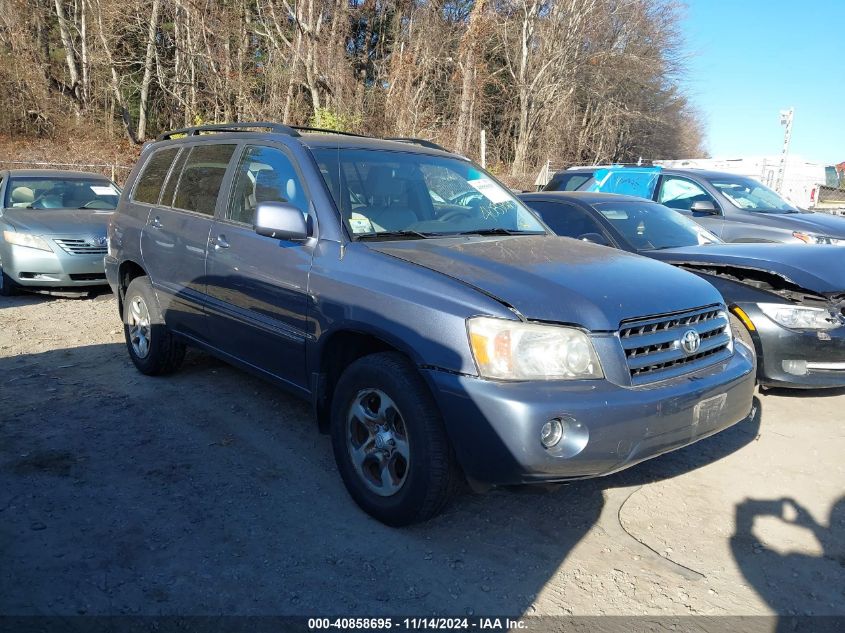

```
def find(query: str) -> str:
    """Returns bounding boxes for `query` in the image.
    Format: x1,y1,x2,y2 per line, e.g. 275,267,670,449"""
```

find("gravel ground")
1,291,843,617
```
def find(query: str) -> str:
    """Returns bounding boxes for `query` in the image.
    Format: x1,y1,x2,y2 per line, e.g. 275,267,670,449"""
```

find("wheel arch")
311,327,428,434
117,259,148,317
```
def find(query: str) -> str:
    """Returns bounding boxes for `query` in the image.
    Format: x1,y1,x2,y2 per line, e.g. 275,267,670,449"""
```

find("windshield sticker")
90,185,119,196
466,178,511,205
348,213,375,234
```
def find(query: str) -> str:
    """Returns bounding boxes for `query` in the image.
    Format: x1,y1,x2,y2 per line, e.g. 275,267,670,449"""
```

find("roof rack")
386,137,450,152
289,126,366,137
155,122,453,154
156,121,300,141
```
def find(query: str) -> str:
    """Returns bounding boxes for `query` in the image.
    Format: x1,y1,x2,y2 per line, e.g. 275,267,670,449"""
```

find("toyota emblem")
680,329,701,355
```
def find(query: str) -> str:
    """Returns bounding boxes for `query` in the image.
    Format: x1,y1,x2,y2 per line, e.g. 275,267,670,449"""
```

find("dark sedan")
521,191,845,389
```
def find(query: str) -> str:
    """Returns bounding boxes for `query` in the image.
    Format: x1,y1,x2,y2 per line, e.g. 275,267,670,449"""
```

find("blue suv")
106,123,756,525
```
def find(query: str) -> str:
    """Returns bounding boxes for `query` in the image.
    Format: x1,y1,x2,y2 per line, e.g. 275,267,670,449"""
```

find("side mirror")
579,232,611,246
254,202,308,241
690,200,719,215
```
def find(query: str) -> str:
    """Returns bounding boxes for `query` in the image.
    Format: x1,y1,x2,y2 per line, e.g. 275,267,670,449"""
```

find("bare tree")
0,0,707,180
136,0,161,142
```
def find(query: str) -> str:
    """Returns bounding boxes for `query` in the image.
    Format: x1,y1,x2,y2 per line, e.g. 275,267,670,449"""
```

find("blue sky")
682,0,844,164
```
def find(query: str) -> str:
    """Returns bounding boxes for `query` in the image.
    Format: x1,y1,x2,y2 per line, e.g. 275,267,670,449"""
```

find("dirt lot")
1,291,843,618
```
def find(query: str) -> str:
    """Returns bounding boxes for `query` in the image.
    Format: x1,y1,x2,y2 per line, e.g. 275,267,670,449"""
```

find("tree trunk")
80,0,89,105
137,0,161,141
53,0,82,112
92,0,139,143
455,0,487,154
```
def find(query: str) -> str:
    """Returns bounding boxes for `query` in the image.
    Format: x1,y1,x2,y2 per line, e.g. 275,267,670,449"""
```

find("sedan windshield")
312,148,546,238
594,200,720,250
707,176,799,213
4,177,120,210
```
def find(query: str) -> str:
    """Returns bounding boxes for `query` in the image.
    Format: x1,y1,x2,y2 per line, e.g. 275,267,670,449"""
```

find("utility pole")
775,107,794,194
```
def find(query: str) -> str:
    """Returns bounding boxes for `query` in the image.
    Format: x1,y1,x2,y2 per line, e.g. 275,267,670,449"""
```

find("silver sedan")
0,169,120,295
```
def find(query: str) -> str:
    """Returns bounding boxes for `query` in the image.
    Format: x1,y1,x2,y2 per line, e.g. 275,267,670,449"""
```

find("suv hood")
648,244,845,296
1,208,113,235
368,236,724,331
738,210,845,238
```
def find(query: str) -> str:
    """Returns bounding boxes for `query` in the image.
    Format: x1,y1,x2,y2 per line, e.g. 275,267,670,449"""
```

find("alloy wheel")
346,388,410,497
127,295,152,358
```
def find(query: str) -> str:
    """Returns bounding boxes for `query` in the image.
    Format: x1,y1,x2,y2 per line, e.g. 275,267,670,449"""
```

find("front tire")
123,276,185,375
729,312,758,377
330,352,460,526
0,266,18,296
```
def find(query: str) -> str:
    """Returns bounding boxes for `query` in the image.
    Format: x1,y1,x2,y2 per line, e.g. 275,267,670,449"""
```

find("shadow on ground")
731,494,844,628
0,342,761,616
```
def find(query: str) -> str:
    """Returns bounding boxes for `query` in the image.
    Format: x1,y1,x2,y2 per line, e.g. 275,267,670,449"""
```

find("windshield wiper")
457,228,545,236
355,230,433,240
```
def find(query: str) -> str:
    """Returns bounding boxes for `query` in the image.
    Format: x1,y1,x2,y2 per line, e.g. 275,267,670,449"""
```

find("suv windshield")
707,176,799,213
312,148,546,238
4,177,120,210
594,200,720,250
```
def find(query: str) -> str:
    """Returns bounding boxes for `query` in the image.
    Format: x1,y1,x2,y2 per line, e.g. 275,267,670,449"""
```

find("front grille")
54,238,107,255
69,273,106,281
620,305,732,385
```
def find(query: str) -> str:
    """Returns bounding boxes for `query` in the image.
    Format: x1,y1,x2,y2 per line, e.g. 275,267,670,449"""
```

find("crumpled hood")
1,208,112,236
649,243,845,295
742,210,845,238
368,236,724,331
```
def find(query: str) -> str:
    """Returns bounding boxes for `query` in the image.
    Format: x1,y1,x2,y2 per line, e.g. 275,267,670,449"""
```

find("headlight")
2,230,53,252
467,317,603,380
758,303,841,330
792,231,840,245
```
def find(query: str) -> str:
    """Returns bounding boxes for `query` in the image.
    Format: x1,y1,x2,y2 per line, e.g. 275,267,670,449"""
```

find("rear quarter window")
544,172,592,192
132,148,179,204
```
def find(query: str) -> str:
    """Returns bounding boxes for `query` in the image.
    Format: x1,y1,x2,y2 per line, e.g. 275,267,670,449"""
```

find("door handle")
150,216,162,229
213,235,230,249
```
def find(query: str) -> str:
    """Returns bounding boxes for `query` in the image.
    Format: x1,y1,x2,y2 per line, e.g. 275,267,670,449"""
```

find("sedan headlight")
758,303,841,330
2,230,53,252
792,231,840,245
467,317,603,380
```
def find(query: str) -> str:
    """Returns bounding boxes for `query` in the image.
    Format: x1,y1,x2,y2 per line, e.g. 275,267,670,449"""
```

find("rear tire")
123,276,185,375
330,351,460,526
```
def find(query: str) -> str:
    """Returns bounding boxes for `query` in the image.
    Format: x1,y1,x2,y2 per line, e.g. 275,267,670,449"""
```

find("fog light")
782,360,808,376
540,419,563,448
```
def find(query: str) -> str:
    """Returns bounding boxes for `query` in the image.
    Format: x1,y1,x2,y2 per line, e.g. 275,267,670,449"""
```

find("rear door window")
132,148,179,204
173,144,236,216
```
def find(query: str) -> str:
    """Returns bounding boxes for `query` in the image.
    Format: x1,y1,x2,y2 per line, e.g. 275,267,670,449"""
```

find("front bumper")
2,242,107,288
424,344,755,486
739,303,845,389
